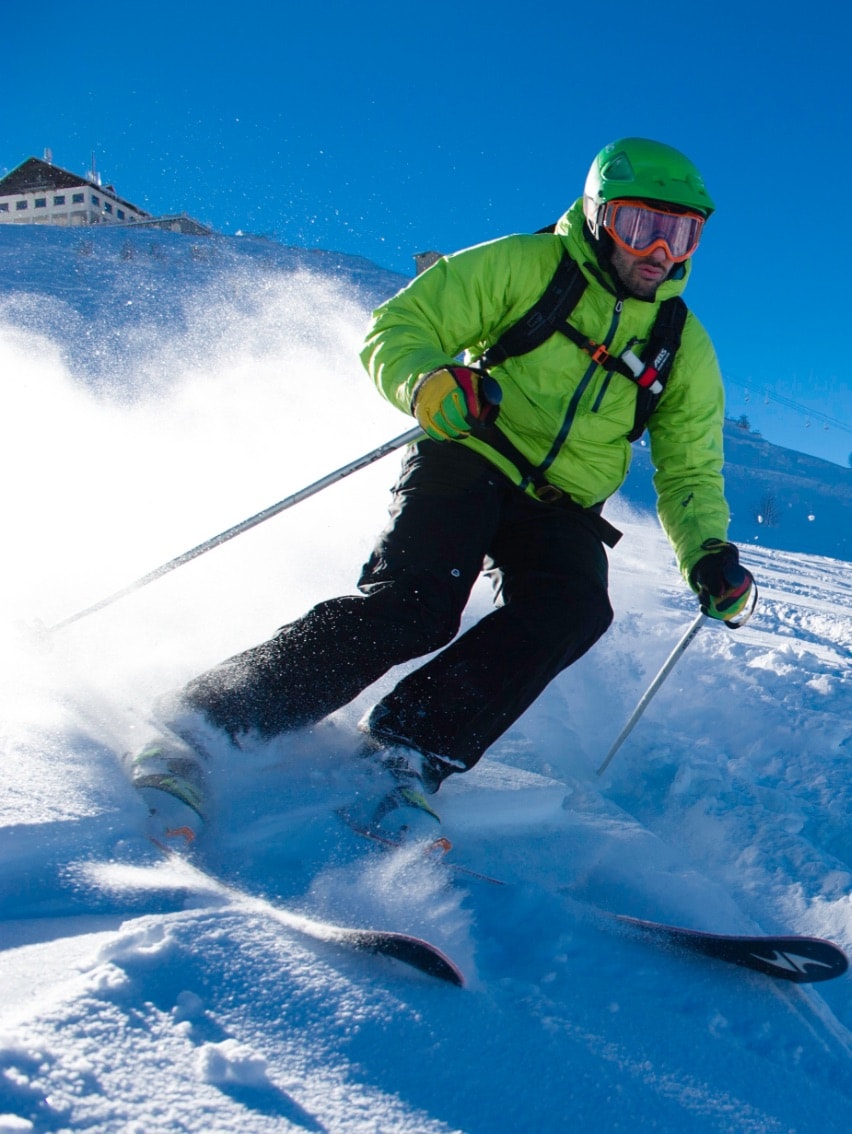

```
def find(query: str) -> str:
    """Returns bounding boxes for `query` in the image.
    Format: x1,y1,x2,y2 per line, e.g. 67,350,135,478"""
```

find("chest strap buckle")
534,483,565,504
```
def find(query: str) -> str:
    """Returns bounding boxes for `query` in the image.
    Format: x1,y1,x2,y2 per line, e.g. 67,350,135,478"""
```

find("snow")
1,224,851,1132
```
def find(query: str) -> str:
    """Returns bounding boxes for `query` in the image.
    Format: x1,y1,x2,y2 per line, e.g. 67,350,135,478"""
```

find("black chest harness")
467,248,688,547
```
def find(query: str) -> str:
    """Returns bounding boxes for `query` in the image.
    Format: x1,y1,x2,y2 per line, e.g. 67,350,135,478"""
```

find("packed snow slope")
1,225,851,1133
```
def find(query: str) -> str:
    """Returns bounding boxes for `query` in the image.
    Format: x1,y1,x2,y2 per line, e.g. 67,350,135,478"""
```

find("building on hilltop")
0,156,149,227
0,154,213,235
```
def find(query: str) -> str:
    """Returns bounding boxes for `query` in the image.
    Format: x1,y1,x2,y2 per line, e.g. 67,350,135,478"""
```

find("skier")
130,137,756,849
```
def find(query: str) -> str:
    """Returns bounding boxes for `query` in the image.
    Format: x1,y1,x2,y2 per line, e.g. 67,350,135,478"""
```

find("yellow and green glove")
411,366,500,441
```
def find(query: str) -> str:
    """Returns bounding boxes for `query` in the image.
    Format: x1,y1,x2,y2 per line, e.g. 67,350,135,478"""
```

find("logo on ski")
750,950,838,976
617,914,848,983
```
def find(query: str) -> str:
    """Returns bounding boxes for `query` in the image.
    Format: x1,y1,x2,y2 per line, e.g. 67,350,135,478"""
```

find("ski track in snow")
1,225,851,1132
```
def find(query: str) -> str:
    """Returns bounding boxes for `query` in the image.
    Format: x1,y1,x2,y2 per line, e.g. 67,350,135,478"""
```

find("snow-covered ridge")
3,223,847,562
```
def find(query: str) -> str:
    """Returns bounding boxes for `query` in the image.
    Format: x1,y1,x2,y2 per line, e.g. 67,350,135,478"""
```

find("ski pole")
46,425,423,634
596,612,706,776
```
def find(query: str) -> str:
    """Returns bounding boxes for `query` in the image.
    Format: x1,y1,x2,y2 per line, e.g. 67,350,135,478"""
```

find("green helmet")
583,137,715,237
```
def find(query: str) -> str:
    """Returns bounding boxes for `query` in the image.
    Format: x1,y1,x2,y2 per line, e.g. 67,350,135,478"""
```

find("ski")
341,814,847,985
616,914,848,983
302,919,464,986
145,841,465,986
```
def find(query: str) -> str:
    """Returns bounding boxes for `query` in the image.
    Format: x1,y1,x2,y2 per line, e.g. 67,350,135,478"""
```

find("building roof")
0,157,150,216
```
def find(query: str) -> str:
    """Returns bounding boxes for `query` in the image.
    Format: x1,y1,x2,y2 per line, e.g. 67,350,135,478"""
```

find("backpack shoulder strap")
480,249,586,368
473,239,687,444
628,296,688,441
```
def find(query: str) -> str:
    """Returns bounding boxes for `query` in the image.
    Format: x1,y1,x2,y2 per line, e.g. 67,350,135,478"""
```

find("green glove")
691,539,757,627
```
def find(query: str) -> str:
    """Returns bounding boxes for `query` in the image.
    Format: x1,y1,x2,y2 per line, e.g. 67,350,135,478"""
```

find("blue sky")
5,0,851,466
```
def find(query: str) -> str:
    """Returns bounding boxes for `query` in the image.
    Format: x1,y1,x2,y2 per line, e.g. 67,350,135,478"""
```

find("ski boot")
345,741,447,849
125,712,213,852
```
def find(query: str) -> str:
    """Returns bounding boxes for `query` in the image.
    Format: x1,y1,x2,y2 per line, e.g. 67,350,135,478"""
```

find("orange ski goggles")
602,199,705,262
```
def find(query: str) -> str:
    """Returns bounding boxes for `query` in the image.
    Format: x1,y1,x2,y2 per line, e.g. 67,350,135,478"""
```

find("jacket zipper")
532,297,624,479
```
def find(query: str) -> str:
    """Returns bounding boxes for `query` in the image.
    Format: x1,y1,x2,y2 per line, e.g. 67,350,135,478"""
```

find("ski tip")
347,928,465,987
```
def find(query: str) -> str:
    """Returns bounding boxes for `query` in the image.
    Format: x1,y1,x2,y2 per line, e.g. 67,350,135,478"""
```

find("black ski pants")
183,440,614,783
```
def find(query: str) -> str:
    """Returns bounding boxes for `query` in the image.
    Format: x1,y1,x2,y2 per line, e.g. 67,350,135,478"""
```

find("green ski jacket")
361,198,729,582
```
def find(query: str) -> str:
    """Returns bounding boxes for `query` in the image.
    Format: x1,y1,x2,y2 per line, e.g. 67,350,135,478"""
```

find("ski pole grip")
478,373,502,424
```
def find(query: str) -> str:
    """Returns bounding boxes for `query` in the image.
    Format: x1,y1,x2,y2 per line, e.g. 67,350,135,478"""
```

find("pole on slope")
596,612,707,776
46,426,423,634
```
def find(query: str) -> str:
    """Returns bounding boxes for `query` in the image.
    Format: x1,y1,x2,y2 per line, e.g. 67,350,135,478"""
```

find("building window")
35,198,47,208
117,209,125,220
16,200,28,210
91,195,100,206
72,193,84,204
104,202,113,214
54,195,66,205
0,203,8,213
